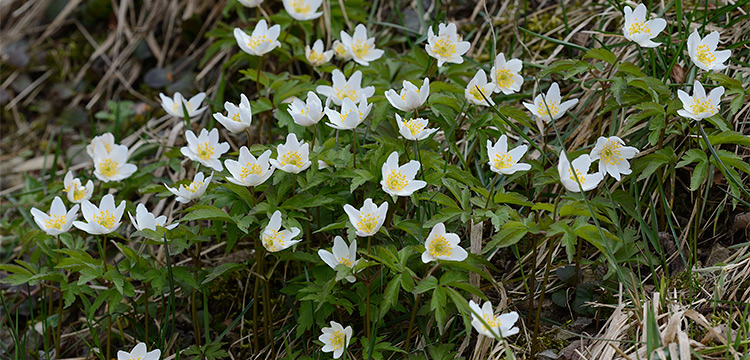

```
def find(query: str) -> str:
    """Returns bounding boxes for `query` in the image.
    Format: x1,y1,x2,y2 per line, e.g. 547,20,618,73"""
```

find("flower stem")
485,173,500,209
352,128,358,169
311,123,318,151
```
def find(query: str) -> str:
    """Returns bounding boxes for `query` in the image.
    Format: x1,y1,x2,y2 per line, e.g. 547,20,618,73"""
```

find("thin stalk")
352,128,358,168
98,236,111,360
484,173,500,209
404,264,438,351
55,236,63,356
531,236,556,358
311,123,318,151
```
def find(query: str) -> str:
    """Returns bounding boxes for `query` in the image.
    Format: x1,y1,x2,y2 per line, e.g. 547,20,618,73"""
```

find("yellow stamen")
386,169,408,191
330,330,345,350
93,210,116,228
628,21,651,35
241,163,263,178
536,100,560,117
356,213,379,234
45,214,67,230
601,139,624,167
690,97,715,116
351,40,371,59
433,37,456,57
493,152,513,169
98,159,119,177
696,44,716,66
280,151,303,167
196,142,215,160
428,235,453,258
495,68,514,88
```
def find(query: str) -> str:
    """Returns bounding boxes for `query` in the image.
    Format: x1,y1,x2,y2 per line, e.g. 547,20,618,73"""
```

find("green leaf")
584,48,617,65
706,131,750,147
549,221,577,262
379,275,401,318
414,275,438,294
493,191,533,207
202,263,243,285
182,205,233,223
483,221,528,252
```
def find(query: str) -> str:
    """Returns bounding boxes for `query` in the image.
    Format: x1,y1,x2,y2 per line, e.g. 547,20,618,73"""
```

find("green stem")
352,128,358,169
485,173,500,209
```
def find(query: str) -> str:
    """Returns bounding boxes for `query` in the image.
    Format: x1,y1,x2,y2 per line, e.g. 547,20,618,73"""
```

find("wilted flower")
622,4,667,48
380,151,426,197
234,20,281,56
128,203,177,232
213,94,253,134
384,78,430,112
421,222,467,263
486,135,531,175
687,29,731,72
270,133,312,174
31,196,78,236
225,147,275,187
86,132,115,159
288,91,325,126
677,80,724,121
165,172,213,204
318,236,359,282
319,321,353,359
283,0,322,21
490,53,523,94
465,69,497,106
237,0,262,7
305,39,334,66
589,136,639,181
316,69,374,106
159,92,207,119
343,198,388,237
181,128,230,172
468,300,520,339
324,97,372,130
117,342,161,360
425,22,471,66
396,114,438,141
63,171,94,204
558,152,603,192
523,82,578,123
92,142,138,183
340,24,384,66
332,40,352,60
73,194,125,235
262,210,301,252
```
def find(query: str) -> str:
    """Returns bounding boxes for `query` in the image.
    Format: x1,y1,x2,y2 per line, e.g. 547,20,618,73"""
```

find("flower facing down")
288,91,325,126
63,171,94,204
523,82,578,123
128,203,177,232
86,132,115,159
425,22,471,66
31,196,78,236
225,147,274,187
677,80,724,121
486,135,531,175
283,0,322,21
270,133,312,174
305,39,334,66
237,0,262,7
181,128,230,171
622,4,667,48
468,300,520,339
384,78,430,112
159,92,207,119
262,210,301,252
318,236,359,283
396,114,438,141
490,53,523,94
465,69,497,106
92,142,138,182
421,222,467,263
380,151,426,197
333,40,352,60
213,94,252,134
73,194,126,235
319,321,353,359
589,136,639,181
687,29,731,72
343,198,388,237
558,152,603,193
117,342,161,360
165,172,213,204
316,69,374,106
340,24,384,66
325,97,372,130
234,20,281,56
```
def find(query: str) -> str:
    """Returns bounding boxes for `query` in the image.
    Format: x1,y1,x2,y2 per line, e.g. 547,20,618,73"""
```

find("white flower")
425,22,471,66
262,210,301,252
523,82,578,123
165,172,213,204
589,136,639,181
324,97,372,130
421,222,467,263
63,171,94,204
343,198,388,237
92,142,138,183
332,40,352,60
622,4,667,48
234,20,281,57
86,132,115,159
159,92,207,118
237,0,262,7
486,135,531,175
384,78,430,112
340,24,384,66
687,29,731,72
128,203,177,232
181,128,230,172
31,196,78,236
319,321,353,359
72,194,126,235
213,94,253,134
316,69,374,106
318,236,359,282
225,147,275,187
283,0,322,21
117,342,161,360
465,69,497,106
677,80,724,121
305,39,334,66
558,152,603,193
288,91,325,126
490,53,523,94
468,300,520,339
380,151,426,197
270,133,312,174
396,114,438,141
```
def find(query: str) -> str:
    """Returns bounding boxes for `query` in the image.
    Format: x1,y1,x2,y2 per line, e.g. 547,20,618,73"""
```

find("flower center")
93,210,116,228
330,330,345,350
568,168,585,184
172,101,193,114
45,214,67,230
356,212,379,234
351,40,371,58
469,85,490,101
335,43,348,57
308,50,323,63
429,235,452,258
601,140,623,166
495,68,513,88
263,229,286,250
98,159,119,177
241,163,263,178
433,37,456,57
386,169,408,191
249,35,272,50
72,186,87,201
628,21,651,35
338,255,353,268
281,151,303,167
186,180,204,193
481,313,501,331
536,100,560,117
231,112,241,122
196,142,215,160
290,0,310,13
402,119,425,136
493,152,513,169
690,96,715,116
335,86,358,101
696,44,716,66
